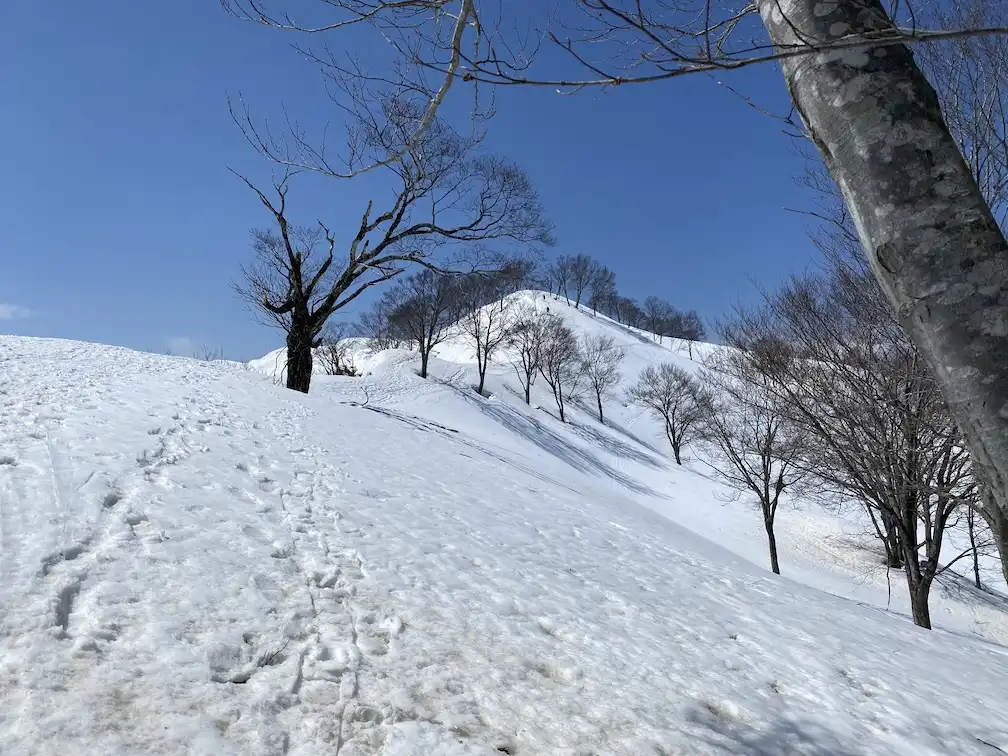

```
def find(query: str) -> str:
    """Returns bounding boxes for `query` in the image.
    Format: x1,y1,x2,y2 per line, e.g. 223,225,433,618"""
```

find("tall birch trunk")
758,0,1008,551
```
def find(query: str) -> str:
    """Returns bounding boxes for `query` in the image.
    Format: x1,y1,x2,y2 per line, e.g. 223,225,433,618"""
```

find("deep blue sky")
1,0,816,360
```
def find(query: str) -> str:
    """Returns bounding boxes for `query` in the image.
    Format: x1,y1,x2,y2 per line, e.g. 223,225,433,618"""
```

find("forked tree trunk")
671,438,682,465
477,354,488,395
759,0,1008,576
882,512,903,569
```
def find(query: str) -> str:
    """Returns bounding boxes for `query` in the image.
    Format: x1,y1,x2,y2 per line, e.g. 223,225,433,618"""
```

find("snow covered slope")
269,291,1008,642
2,333,1007,755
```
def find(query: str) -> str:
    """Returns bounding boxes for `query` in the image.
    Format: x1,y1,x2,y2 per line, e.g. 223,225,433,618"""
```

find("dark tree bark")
968,505,983,590
759,0,1008,551
285,312,316,393
668,426,682,465
908,577,933,630
765,516,781,576
882,512,904,569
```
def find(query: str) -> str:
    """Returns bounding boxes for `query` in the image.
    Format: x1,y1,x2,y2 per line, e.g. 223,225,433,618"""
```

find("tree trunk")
906,574,933,630
671,439,682,466
285,327,313,394
477,364,487,395
968,506,982,591
884,515,903,569
765,516,781,575
420,349,430,378
981,497,1008,588
759,0,1008,555
524,382,531,405
596,391,604,424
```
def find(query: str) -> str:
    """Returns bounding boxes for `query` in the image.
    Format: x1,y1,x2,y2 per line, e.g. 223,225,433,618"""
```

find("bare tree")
701,341,810,576
579,333,625,423
538,316,583,423
356,298,403,353
234,97,551,393
628,362,709,465
496,255,541,296
381,269,460,378
507,304,548,405
671,310,706,360
726,257,980,627
642,296,675,342
614,297,644,329
565,254,600,309
457,272,515,395
224,0,1008,582
587,265,617,315
193,344,225,361
547,257,573,303
791,2,1008,587
918,0,1008,229
317,322,359,376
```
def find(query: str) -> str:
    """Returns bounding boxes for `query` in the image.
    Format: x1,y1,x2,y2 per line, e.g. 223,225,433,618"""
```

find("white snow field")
0,299,1006,755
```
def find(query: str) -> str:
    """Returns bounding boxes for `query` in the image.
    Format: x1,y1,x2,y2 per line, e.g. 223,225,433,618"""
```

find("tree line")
350,266,627,421
539,253,706,350
346,249,993,631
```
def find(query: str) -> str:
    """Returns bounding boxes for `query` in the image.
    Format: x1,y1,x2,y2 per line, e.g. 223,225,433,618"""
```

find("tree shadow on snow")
935,567,1008,613
683,707,865,756
353,402,585,496
565,419,666,470
446,385,669,499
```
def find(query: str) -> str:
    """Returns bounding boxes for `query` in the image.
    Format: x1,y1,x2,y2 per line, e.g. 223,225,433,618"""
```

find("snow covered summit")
1,332,1007,755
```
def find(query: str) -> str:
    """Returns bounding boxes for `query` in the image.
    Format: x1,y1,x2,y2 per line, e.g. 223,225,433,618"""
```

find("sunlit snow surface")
2,310,1007,754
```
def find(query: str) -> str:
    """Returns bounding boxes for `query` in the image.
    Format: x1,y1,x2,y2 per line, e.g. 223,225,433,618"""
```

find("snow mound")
2,334,1006,755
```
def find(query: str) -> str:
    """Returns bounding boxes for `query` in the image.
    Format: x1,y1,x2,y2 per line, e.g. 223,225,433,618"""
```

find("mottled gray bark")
759,0,1008,533
981,494,1008,587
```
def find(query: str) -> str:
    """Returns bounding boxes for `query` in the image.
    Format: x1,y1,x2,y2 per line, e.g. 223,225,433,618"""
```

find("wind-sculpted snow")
1,334,1007,754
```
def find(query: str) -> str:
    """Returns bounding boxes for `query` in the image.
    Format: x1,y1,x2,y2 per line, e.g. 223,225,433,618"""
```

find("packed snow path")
1,336,1007,755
